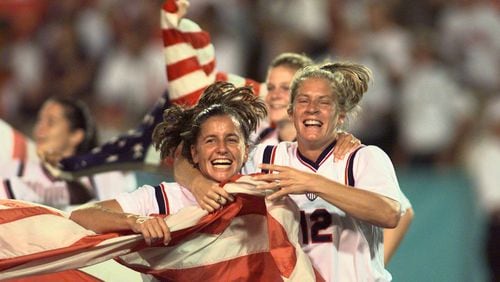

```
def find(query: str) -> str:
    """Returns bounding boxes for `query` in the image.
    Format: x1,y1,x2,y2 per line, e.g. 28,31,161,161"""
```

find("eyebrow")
202,133,241,139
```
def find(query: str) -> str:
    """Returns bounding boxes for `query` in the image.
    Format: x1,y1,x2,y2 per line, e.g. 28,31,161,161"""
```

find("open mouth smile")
303,119,323,127
211,158,233,168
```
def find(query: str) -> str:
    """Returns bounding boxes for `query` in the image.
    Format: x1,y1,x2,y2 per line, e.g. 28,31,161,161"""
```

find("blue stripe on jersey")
3,179,14,199
154,185,166,214
261,145,276,174
16,161,25,177
347,146,364,186
297,140,337,170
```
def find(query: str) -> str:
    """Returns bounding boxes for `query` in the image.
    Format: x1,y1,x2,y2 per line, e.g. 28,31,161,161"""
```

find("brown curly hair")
152,81,267,165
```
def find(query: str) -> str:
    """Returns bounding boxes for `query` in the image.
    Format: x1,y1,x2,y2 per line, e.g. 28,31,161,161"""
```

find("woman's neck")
296,135,337,162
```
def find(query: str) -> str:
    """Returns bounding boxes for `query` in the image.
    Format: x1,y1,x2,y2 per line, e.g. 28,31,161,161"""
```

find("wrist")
126,214,139,229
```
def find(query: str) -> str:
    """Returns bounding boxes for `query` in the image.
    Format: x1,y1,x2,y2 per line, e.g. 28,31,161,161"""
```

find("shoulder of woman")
354,145,392,163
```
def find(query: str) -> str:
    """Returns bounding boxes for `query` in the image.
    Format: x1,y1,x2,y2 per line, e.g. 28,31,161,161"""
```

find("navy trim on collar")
297,140,337,170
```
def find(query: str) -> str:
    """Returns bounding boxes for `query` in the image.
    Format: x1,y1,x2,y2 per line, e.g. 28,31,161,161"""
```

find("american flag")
0,175,323,281
160,0,263,106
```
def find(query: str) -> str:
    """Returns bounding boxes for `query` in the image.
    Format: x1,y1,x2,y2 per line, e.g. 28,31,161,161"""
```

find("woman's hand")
128,215,171,246
191,177,234,212
252,164,329,201
334,131,361,161
175,0,190,19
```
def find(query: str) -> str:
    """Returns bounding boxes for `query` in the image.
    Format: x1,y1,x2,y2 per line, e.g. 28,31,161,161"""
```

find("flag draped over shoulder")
0,175,323,281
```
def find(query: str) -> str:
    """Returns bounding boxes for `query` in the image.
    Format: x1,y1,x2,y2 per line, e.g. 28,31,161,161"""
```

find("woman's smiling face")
265,65,296,124
33,100,83,158
191,115,248,183
290,77,343,150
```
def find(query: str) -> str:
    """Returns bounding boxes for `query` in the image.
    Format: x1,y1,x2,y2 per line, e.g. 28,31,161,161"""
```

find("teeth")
212,159,232,165
304,120,322,126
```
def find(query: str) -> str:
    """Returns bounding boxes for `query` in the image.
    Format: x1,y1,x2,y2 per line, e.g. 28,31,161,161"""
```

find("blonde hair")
289,62,372,129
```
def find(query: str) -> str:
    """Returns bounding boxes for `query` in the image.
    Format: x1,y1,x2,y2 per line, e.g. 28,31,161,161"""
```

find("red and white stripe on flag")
161,0,263,106
0,176,322,281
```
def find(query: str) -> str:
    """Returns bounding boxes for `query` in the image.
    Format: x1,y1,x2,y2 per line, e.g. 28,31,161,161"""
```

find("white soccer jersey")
0,159,135,209
0,119,38,164
0,160,71,207
116,182,197,216
252,141,404,282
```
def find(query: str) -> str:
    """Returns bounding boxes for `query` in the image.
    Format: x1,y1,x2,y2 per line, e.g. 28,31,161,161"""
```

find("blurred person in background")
364,1,412,87
95,0,166,141
465,96,500,282
0,0,46,131
0,97,137,208
317,23,396,156
0,97,97,206
396,30,477,167
438,0,500,96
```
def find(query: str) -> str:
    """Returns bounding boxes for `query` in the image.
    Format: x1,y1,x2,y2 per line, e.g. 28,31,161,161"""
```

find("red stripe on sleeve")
12,130,27,161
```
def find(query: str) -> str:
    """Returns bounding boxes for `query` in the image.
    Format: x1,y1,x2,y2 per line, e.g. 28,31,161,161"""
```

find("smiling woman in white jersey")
250,63,404,281
70,81,267,247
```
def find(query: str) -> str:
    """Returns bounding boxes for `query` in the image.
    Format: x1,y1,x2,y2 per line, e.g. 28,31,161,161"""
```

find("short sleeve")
352,146,403,205
116,185,159,216
241,144,266,174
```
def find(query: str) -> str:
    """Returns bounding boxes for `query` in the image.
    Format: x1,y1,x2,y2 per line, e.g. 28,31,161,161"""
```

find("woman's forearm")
384,207,414,264
315,177,401,228
70,200,135,234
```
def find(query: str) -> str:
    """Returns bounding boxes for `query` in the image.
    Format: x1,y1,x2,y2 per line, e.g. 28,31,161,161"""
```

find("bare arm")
384,207,414,264
253,164,401,228
316,177,401,228
70,200,171,245
173,151,232,212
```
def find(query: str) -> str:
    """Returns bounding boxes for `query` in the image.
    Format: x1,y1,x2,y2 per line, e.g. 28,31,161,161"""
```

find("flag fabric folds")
0,175,322,281
160,0,263,106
